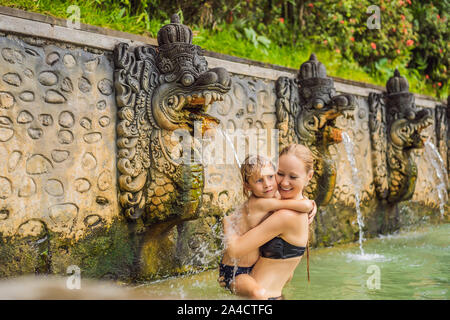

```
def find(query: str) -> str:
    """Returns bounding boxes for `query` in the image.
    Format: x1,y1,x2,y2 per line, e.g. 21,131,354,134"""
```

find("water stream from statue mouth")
217,128,241,168
342,132,366,256
424,140,448,219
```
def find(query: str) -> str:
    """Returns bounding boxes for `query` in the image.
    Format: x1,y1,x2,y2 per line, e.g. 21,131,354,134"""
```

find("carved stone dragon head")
386,70,432,151
369,69,432,204
114,14,231,225
276,54,356,206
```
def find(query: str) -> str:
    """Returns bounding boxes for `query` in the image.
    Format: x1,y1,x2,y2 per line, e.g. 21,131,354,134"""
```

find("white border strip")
0,13,439,108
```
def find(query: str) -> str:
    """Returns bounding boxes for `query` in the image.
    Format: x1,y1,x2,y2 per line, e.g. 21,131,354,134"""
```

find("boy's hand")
308,200,317,224
217,276,227,288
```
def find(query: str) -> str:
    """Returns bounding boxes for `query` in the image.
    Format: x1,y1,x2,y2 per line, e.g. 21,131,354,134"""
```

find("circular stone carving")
58,130,74,144
8,150,22,172
39,114,53,126
46,52,60,65
51,150,70,163
58,111,75,128
45,90,66,104
96,100,106,110
24,69,34,78
19,91,35,102
78,77,92,93
27,127,43,140
0,177,12,199
61,77,73,93
80,118,92,130
3,73,21,87
1,48,24,64
18,177,36,198
81,152,97,170
38,71,58,86
0,209,8,220
97,79,113,95
48,203,78,225
84,214,102,228
17,220,46,237
63,54,76,68
83,132,102,144
17,110,34,124
98,116,110,127
75,178,91,193
26,154,53,175
0,91,15,109
97,170,112,191
45,179,64,197
0,127,14,142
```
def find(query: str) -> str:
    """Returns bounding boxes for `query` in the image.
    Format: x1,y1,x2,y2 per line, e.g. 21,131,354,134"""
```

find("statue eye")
181,74,194,86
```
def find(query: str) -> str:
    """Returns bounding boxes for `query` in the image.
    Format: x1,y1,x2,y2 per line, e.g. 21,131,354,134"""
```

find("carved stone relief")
0,35,118,238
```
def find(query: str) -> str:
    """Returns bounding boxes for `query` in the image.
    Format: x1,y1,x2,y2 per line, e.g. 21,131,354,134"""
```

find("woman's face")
276,154,313,199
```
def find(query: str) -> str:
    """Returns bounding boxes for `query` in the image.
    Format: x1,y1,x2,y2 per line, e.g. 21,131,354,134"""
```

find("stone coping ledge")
0,6,443,107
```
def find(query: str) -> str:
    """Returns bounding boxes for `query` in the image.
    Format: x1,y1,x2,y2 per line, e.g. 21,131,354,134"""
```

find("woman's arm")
226,209,296,258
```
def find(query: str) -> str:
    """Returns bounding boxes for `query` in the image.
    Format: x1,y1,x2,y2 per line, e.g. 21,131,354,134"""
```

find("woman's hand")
308,200,317,224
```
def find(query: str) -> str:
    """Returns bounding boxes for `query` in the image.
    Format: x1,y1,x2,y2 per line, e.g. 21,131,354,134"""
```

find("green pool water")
137,224,449,300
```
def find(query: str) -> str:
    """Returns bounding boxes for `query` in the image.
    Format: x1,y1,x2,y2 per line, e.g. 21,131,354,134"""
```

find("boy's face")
246,164,278,198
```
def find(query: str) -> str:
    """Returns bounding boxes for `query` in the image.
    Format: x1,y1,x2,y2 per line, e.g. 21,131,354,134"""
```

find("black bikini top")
260,237,306,259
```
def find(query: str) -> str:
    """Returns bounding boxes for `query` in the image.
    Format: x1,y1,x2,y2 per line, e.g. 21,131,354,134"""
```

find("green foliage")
0,0,447,99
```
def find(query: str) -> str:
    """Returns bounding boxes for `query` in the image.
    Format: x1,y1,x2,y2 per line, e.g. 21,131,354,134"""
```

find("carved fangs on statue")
114,14,231,226
369,69,433,203
275,54,356,206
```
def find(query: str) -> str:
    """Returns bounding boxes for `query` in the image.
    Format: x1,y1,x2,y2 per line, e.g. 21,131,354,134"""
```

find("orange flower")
279,17,284,23
350,37,355,42
371,42,377,49
340,20,345,24
406,0,411,4
397,49,401,54
406,39,414,46
323,39,328,45
438,82,442,87
401,15,405,20
336,48,341,53
426,75,429,79
308,3,314,7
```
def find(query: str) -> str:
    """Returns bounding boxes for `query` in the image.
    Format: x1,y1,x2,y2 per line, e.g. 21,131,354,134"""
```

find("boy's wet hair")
240,155,276,198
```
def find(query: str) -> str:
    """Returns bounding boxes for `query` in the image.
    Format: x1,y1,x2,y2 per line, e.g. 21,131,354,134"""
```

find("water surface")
137,224,449,300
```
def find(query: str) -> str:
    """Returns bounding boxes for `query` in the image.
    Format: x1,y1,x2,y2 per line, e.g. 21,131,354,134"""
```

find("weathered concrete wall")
0,7,447,280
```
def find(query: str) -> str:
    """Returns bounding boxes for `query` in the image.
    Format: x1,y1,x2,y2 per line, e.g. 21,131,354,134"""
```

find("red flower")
397,49,401,54
371,42,377,49
406,0,411,4
401,15,405,21
438,82,442,87
340,20,345,24
308,3,314,7
437,14,441,19
323,39,328,45
279,17,284,23
440,48,443,53
426,75,430,79
406,39,414,46
399,0,404,5
350,37,355,42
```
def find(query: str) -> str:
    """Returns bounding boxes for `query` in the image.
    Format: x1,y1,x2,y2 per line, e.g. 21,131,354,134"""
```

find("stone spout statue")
369,69,432,203
114,14,231,277
275,54,356,206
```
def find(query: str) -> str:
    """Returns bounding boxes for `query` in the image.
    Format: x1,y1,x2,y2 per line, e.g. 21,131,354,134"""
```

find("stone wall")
0,7,447,281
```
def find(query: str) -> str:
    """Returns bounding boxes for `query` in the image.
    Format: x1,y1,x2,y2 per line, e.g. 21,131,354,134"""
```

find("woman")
224,144,316,299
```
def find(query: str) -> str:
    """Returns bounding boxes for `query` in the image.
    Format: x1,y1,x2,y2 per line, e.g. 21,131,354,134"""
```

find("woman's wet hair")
279,144,314,173
240,155,276,198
